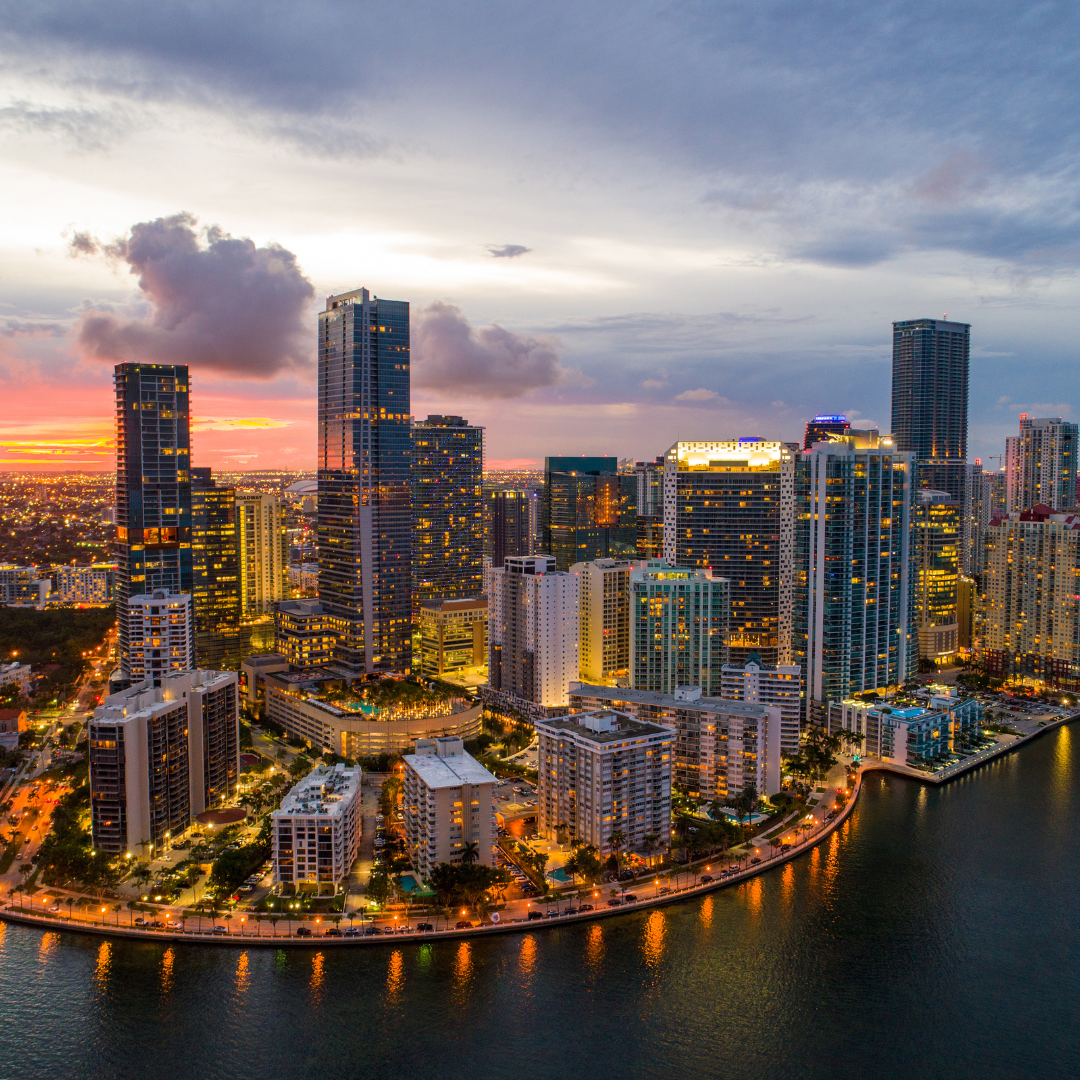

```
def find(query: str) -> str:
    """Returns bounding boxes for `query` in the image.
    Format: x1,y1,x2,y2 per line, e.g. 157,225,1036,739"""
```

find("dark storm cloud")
487,245,531,259
71,213,314,377
413,301,562,399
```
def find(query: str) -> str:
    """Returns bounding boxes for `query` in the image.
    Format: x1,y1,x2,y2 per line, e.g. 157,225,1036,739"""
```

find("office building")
983,506,1080,680
485,555,579,718
891,319,970,500
412,415,484,608
571,558,635,686
963,461,994,577
634,455,665,557
115,363,193,679
536,709,673,854
271,762,362,895
803,414,850,449
236,491,288,617
542,456,636,570
484,489,534,569
126,589,194,686
1005,415,1079,513
914,490,960,664
51,563,116,605
569,684,780,803
403,736,497,880
274,599,337,667
317,287,411,674
0,564,50,607
795,429,916,726
630,562,729,696
720,658,801,754
663,439,795,667
419,596,488,678
190,468,240,668
88,669,239,855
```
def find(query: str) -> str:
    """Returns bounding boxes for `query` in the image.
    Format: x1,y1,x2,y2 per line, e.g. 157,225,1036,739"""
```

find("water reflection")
699,895,714,929
780,862,795,908
744,875,763,918
452,941,473,1003
311,952,325,1001
37,931,58,963
94,941,111,988
584,924,604,980
236,952,250,994
642,910,666,968
386,950,404,1002
1050,724,1072,819
160,947,174,996
519,935,537,978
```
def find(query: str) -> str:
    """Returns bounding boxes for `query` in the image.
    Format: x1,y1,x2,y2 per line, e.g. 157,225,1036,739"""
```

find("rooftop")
404,743,496,788
275,763,362,818
537,708,674,744
570,683,770,720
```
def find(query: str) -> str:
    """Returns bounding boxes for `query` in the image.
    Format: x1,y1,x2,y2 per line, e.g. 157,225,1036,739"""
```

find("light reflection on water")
386,949,403,1002
160,947,174,996
699,895,714,929
236,952,250,995
93,941,111,989
518,934,537,978
310,952,325,1002
641,910,666,968
37,932,58,963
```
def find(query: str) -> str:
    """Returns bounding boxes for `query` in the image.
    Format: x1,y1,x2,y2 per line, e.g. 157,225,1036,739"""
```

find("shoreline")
4,710,1074,950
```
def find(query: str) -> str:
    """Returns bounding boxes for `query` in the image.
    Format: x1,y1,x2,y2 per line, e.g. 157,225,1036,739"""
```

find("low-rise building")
271,762,362,895
569,683,781,803
88,669,239,855
403,737,497,880
274,599,337,667
720,659,801,754
239,652,290,713
287,561,320,596
535,708,673,855
419,596,488,677
52,563,117,604
0,662,33,698
0,564,50,607
0,707,29,751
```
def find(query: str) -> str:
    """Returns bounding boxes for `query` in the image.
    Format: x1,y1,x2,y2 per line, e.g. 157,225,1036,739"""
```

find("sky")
1,0,1078,473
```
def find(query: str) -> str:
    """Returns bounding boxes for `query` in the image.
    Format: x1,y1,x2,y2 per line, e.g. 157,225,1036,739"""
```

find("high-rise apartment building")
795,430,916,726
803,414,850,449
962,461,994,577
191,468,240,668
536,709,673,854
114,363,193,679
274,599,338,667
891,319,970,501
403,736,497,880
1005,415,1079,513
0,565,50,607
542,457,636,570
633,455,665,561
126,590,194,686
88,669,239,855
236,491,288,617
571,558,635,686
51,563,117,605
720,659,801,753
663,440,794,667
485,555,579,718
914,489,960,664
983,507,1080,680
419,596,488,677
484,489,534,569
412,415,484,607
317,287,411,673
630,562,729,696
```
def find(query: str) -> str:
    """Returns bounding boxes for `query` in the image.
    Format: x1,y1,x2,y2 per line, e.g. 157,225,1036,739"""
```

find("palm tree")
461,841,480,866
65,897,74,921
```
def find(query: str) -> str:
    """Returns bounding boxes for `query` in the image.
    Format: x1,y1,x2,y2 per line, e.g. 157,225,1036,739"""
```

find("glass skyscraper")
115,363,193,679
412,415,484,607
891,319,970,500
191,468,241,669
317,287,411,674
914,489,960,664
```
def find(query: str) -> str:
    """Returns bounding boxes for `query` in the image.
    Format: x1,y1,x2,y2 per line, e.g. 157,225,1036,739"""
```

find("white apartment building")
88,669,239,856
721,660,801,754
52,563,117,604
127,590,194,685
0,662,32,697
569,683,781,804
570,558,635,686
536,709,673,854
236,491,288,616
272,763,363,895
486,555,579,716
403,737,497,881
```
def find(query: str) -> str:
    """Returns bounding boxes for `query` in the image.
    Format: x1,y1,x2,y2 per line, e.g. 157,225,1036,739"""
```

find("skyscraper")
634,455,665,559
891,318,970,500
115,363,193,679
317,287,411,674
962,461,994,577
663,439,795,668
571,557,635,686
542,456,636,570
236,491,288,617
191,468,240,669
795,429,915,726
412,414,484,606
914,489,960,664
803,414,850,449
484,489,533,569
1005,415,1079,512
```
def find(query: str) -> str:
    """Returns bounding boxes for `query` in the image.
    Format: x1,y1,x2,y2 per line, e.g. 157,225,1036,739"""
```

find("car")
700,876,714,884
623,893,638,902
134,917,148,926
607,898,622,907
295,927,312,937
344,927,362,937
563,907,577,915
750,858,762,865
657,887,672,896
527,910,544,920
579,904,594,912
416,922,434,932
382,926,396,935
455,920,472,929
545,910,561,918
363,926,381,936
150,920,164,929
212,926,229,935
323,928,343,937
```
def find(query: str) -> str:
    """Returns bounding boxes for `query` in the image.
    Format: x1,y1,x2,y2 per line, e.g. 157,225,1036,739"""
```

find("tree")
642,834,659,861
461,841,479,866
609,829,626,864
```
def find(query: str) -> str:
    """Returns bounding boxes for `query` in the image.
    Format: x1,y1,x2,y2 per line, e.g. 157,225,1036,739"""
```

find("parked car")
527,911,544,920
455,920,472,929
212,926,228,935
607,899,622,907
699,875,714,884
323,928,343,937
658,887,672,896
623,893,638,902
295,927,312,937
344,927,362,937
416,923,434,932
134,917,148,926
579,904,594,912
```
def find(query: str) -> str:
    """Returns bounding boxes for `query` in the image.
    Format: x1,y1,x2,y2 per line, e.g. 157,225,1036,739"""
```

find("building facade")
663,439,795,667
403,736,497,880
795,431,915,726
720,659,801,754
1005,415,1079,513
114,363,193,679
0,565,50,607
274,599,338,667
271,762,362,895
126,590,194,686
571,558,635,686
542,457,636,571
317,287,411,673
419,596,488,677
236,491,288,617
803,414,850,449
630,563,729,696
88,669,239,855
52,563,117,604
914,489,960,663
191,468,240,669
412,415,484,608
891,318,970,501
484,489,534,569
536,709,673,854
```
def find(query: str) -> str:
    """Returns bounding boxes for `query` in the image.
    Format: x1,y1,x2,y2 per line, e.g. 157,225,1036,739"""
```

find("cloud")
487,244,531,259
910,150,987,205
71,213,314,377
192,417,293,431
412,301,563,399
641,379,667,389
674,388,720,403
